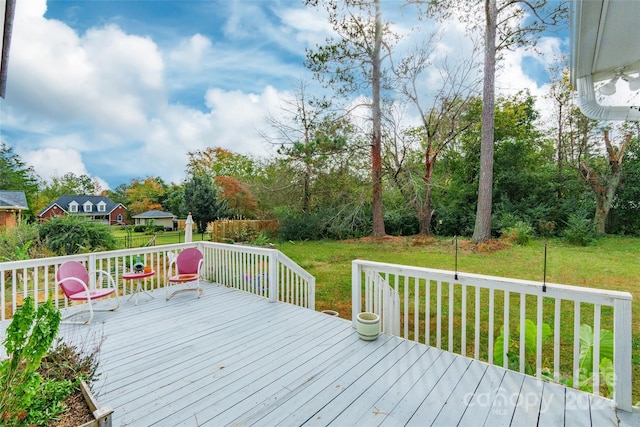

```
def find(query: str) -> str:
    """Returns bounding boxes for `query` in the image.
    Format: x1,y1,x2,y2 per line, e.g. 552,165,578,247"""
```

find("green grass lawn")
276,235,640,405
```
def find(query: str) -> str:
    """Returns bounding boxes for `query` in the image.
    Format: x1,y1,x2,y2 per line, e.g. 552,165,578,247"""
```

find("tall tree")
305,0,397,237
183,174,227,233
123,177,167,217
0,143,39,219
186,147,255,179
415,0,567,242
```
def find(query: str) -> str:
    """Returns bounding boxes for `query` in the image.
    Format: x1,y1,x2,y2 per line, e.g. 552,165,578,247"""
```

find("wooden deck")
4,282,639,426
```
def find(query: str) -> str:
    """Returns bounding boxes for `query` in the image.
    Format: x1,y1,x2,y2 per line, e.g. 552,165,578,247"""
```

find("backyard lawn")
276,235,640,406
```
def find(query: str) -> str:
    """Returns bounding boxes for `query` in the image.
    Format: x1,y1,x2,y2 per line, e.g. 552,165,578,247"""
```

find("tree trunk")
472,0,497,243
556,103,564,199
370,0,386,237
579,131,631,234
303,163,311,214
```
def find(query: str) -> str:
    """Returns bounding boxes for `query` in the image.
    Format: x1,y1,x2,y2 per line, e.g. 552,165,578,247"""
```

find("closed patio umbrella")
185,213,193,243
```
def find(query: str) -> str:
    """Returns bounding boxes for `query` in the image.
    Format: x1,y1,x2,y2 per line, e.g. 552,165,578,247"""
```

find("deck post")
88,253,97,289
352,261,362,329
613,298,632,411
268,250,278,303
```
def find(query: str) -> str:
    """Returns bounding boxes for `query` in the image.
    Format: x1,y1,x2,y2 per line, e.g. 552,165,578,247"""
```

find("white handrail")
0,242,316,320
351,259,633,411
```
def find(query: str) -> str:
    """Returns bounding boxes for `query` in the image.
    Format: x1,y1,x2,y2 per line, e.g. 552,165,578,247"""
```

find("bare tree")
387,39,481,235
261,80,351,214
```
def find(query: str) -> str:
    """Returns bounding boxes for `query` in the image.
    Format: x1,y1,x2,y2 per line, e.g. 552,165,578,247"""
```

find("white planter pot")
356,312,380,341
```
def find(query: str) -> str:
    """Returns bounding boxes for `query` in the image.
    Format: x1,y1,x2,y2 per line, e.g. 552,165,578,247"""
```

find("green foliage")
0,143,39,220
38,215,117,255
383,208,419,236
0,222,50,261
495,319,615,397
275,205,371,241
494,319,552,375
608,136,640,235
563,212,598,246
183,174,228,233
500,220,534,245
0,297,62,425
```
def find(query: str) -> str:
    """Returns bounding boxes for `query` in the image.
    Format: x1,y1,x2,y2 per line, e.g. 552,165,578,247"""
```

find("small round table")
122,270,155,305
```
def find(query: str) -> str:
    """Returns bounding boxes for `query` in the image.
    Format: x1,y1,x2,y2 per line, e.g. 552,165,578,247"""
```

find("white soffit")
570,0,640,84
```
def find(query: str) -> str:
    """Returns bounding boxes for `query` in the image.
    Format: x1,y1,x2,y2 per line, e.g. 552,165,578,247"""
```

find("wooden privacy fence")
209,220,278,242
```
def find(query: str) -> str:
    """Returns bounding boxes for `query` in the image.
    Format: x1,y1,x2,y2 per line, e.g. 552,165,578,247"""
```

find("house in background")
37,195,128,226
0,190,28,229
132,210,177,231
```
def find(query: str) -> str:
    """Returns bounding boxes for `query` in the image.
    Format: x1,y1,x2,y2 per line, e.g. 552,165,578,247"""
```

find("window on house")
69,202,78,213
117,214,123,222
97,202,106,212
84,202,93,212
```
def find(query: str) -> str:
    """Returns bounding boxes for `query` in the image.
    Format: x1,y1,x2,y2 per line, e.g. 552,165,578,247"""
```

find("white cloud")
2,0,574,191
169,34,212,73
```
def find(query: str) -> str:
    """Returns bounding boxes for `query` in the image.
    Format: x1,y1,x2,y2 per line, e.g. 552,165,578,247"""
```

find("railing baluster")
503,290,509,369
425,278,430,346
554,298,561,382
474,285,480,361
536,295,543,378
573,301,581,390
403,276,409,340
448,281,454,353
488,288,494,365
461,284,467,357
414,276,419,343
520,293,526,373
593,304,601,395
436,280,442,349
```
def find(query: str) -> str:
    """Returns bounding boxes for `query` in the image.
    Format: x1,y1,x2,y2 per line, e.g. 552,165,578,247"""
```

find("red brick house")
37,195,128,226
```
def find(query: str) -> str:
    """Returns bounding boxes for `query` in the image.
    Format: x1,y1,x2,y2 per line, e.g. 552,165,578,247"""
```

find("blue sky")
1,0,568,191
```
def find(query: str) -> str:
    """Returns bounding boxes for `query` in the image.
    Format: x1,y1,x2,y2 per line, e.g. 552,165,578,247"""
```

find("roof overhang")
570,0,640,121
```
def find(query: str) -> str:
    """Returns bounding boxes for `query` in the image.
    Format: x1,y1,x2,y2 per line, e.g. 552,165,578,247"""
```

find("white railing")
0,242,315,321
351,260,633,412
353,266,401,336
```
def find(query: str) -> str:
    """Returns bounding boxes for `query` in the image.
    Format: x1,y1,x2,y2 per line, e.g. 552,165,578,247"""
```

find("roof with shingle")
132,210,176,219
0,191,28,210
37,195,124,216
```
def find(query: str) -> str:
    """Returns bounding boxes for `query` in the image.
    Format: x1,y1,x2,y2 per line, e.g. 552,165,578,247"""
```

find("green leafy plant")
494,318,552,375
555,324,615,396
500,220,534,245
0,296,61,425
495,320,616,397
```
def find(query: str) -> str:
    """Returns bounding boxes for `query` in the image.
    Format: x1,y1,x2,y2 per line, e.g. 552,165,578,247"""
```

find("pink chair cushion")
57,261,91,298
174,248,203,275
67,288,116,301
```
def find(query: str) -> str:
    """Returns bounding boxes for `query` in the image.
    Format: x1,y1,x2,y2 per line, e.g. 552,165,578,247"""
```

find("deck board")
2,282,638,427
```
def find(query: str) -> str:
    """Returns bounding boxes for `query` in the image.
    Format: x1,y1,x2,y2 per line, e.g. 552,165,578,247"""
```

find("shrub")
501,220,534,245
383,209,419,236
39,216,117,255
563,213,598,246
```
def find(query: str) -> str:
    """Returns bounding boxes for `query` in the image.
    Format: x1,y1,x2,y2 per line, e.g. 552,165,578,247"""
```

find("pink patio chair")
166,248,204,300
56,261,120,324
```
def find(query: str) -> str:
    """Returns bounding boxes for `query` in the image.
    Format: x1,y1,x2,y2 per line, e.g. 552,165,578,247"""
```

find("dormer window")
83,201,93,212
69,201,78,213
97,201,106,212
